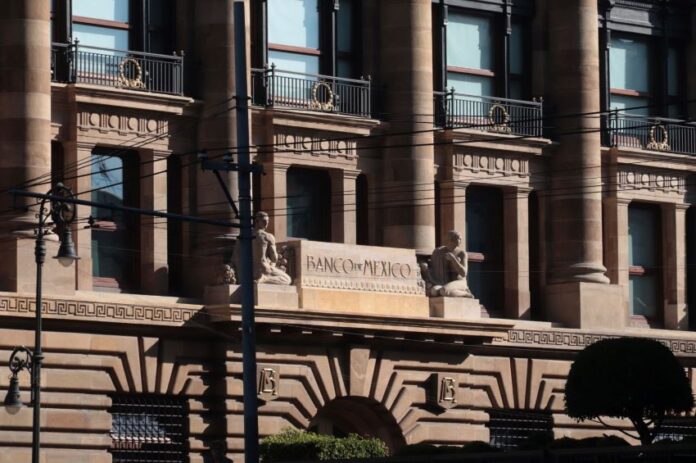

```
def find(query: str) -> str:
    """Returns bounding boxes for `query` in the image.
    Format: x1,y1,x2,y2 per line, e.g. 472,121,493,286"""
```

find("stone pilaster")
379,0,435,254
662,203,689,330
603,197,631,319
66,141,97,291
504,187,531,319
140,149,169,295
438,180,468,247
330,169,359,244
260,162,289,242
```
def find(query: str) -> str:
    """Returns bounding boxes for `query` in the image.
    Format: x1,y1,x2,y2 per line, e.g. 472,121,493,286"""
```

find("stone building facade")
1,0,696,461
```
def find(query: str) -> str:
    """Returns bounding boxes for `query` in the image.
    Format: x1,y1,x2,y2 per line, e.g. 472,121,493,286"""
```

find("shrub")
395,441,498,456
260,429,389,462
565,337,693,445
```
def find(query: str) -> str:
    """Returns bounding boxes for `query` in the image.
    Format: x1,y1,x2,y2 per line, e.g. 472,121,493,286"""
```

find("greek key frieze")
506,329,696,356
0,295,197,325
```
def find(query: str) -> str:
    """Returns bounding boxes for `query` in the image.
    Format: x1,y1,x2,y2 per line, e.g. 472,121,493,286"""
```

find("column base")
429,297,481,320
545,281,624,329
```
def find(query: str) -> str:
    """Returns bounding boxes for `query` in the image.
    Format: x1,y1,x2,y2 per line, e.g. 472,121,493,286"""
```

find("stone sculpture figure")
421,230,473,298
251,211,292,285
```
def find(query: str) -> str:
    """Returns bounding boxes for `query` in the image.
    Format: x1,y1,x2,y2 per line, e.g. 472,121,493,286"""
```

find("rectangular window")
628,204,661,320
268,0,320,75
73,0,130,49
509,22,527,100
667,46,684,118
466,186,504,316
610,36,650,115
336,0,357,78
110,394,188,463
488,410,553,450
91,152,138,291
287,167,331,242
446,13,495,96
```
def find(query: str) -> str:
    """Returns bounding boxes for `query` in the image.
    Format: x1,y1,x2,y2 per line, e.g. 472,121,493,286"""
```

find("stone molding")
453,152,529,177
274,130,357,161
297,276,425,296
505,328,696,356
617,167,687,194
78,110,169,138
0,294,199,326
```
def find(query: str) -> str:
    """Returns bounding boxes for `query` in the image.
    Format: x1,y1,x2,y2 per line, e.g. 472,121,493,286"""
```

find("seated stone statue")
251,211,292,285
420,230,473,298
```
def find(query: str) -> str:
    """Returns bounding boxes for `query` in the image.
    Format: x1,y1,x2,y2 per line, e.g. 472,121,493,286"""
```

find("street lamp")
3,183,78,463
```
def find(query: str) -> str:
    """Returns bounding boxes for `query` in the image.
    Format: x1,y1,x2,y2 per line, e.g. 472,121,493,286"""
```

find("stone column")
0,0,52,224
190,0,240,295
379,0,436,254
140,149,169,295
504,187,531,319
0,1,52,291
330,169,359,244
544,0,623,329
603,196,630,318
662,203,688,330
260,162,289,242
438,180,468,247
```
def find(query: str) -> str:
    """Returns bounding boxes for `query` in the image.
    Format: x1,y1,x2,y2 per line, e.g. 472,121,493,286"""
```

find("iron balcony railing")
608,111,696,156
435,89,544,138
51,42,184,96
252,65,371,118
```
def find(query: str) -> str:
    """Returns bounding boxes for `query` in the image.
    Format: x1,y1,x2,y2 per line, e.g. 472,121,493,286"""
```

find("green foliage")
546,436,630,450
260,429,389,462
565,337,693,422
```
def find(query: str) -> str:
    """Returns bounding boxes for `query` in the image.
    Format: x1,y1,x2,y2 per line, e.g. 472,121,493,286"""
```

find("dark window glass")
466,186,503,315
488,409,553,450
688,207,696,330
90,152,138,291
109,394,188,463
628,204,661,318
610,36,650,115
356,174,369,245
287,167,331,241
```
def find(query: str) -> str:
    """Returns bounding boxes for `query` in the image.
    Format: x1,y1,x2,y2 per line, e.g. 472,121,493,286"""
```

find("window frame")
434,1,532,100
72,0,132,50
627,202,662,326
257,0,362,78
90,149,140,292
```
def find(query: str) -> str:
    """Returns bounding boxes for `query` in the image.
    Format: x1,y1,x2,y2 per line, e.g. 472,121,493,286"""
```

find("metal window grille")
487,409,553,450
109,394,189,463
655,417,696,442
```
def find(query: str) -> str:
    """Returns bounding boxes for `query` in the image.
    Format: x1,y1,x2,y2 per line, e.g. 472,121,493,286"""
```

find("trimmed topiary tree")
565,337,694,445
260,429,389,462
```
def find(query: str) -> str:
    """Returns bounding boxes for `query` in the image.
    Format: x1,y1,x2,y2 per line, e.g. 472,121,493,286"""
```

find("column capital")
439,179,470,190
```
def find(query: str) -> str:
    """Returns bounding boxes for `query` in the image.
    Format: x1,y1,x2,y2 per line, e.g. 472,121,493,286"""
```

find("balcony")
435,90,544,138
608,112,696,156
251,66,371,118
51,42,184,96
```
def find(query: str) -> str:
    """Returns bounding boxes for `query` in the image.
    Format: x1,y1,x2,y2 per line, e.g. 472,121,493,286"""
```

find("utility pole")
201,1,260,462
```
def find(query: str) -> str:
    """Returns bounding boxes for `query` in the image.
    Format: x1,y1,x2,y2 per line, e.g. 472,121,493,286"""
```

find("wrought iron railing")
51,42,184,96
252,65,371,118
608,111,696,156
435,89,544,138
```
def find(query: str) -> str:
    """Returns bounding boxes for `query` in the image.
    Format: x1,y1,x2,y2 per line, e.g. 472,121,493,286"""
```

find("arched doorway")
309,397,406,451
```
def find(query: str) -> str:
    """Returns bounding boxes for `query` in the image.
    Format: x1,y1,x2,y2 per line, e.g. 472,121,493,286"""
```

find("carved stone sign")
283,240,426,296
429,373,459,410
257,366,280,401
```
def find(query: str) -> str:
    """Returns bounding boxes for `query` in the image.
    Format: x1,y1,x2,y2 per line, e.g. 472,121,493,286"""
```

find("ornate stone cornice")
617,167,686,194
